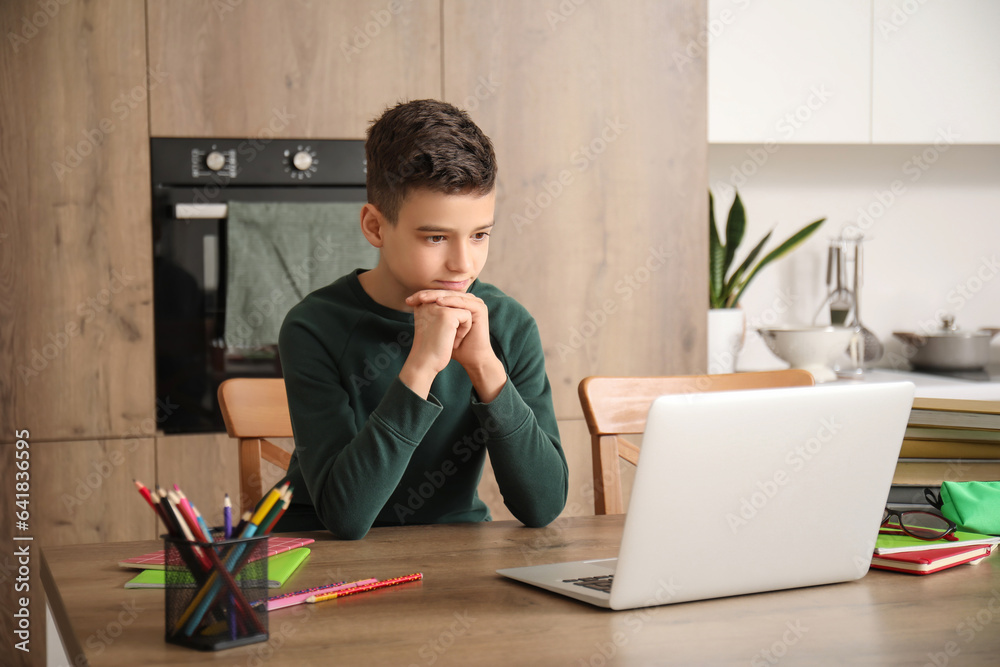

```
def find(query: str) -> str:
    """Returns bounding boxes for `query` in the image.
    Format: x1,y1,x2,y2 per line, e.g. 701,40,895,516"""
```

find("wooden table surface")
43,514,1000,666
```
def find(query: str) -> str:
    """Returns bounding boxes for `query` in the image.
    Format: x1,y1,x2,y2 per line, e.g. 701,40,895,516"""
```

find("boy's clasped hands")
400,290,506,403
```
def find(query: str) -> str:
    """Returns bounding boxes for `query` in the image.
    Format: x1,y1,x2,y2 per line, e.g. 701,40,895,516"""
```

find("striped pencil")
306,573,422,603
268,578,379,611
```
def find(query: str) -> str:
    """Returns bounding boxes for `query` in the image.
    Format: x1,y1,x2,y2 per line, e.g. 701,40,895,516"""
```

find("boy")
274,99,568,539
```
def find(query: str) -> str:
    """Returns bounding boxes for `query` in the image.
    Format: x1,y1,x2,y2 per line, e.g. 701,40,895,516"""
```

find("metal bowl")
757,326,856,383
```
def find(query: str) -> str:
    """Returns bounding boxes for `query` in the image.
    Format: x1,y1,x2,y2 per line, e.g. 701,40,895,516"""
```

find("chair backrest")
217,378,294,513
578,370,815,515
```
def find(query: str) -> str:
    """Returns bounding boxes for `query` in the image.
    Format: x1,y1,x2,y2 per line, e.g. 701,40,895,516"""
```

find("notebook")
874,530,1000,555
118,536,315,570
124,547,310,589
497,382,915,610
870,544,996,575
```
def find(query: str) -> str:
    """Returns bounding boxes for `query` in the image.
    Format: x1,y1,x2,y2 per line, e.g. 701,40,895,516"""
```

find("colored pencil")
134,480,167,526
267,578,379,611
306,573,423,603
179,482,292,635
223,494,232,539
155,486,180,536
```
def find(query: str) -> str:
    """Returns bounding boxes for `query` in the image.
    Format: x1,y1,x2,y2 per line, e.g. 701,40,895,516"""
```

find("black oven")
151,138,368,433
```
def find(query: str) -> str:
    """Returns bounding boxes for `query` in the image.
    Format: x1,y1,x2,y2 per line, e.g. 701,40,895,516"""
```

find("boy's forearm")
398,357,436,399
465,355,507,403
471,380,568,526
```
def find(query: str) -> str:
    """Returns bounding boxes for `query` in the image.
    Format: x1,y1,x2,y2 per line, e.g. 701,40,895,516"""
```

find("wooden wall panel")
443,0,709,418
0,438,156,667
147,0,443,138
154,433,294,520
0,0,155,442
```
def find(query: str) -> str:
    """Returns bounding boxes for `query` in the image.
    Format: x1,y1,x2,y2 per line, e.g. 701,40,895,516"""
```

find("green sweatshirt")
275,270,568,539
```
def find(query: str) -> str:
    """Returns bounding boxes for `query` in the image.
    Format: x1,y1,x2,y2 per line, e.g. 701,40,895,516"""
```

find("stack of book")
893,397,1000,487
872,530,1000,575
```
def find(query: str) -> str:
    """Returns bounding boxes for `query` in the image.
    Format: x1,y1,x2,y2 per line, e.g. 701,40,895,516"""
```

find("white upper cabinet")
708,0,871,143
710,0,1000,144
872,0,1000,144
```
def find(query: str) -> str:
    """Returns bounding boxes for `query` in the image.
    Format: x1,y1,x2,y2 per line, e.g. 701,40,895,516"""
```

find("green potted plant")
708,190,825,373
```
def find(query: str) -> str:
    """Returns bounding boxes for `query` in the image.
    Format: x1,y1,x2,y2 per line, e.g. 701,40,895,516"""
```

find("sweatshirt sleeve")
471,315,568,527
279,312,442,540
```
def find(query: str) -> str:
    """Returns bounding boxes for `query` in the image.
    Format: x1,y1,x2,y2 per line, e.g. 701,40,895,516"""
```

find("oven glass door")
153,186,367,433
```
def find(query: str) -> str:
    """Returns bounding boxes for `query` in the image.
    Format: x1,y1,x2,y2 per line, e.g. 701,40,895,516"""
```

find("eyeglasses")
880,507,957,541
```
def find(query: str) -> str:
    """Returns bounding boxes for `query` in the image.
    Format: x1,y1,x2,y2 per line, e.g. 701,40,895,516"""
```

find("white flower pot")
708,308,746,374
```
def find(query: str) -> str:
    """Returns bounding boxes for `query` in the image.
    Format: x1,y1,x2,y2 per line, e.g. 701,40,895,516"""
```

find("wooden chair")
217,378,294,513
578,370,815,515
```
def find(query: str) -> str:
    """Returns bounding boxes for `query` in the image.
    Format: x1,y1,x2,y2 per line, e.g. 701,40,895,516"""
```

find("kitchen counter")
844,368,1000,401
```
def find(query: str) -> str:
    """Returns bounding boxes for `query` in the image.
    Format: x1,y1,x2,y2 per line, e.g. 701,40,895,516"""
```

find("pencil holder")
163,530,269,651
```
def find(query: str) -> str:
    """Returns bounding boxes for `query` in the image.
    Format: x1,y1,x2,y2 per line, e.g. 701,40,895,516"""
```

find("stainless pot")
893,315,1000,370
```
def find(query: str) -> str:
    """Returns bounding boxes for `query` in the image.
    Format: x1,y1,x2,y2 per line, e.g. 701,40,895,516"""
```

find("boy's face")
366,188,495,306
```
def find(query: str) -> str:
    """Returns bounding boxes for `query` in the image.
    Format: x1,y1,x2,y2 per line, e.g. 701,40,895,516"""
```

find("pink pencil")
267,578,379,611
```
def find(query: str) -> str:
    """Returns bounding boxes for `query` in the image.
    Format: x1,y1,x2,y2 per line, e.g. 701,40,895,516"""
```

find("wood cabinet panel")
708,0,871,144
872,0,1000,144
0,0,155,442
1,438,155,666
444,0,708,418
154,432,293,520
147,0,443,138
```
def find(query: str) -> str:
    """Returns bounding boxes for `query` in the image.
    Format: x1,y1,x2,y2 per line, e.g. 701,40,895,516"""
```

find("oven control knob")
205,151,226,171
292,151,314,171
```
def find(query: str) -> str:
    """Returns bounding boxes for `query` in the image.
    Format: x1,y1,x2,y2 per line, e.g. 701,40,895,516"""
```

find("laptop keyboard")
563,574,614,593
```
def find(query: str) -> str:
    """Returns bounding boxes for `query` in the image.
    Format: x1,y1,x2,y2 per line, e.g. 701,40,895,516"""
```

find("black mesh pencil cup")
163,530,269,651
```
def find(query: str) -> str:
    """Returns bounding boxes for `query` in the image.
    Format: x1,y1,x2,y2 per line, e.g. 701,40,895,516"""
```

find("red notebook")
118,536,315,570
870,543,996,575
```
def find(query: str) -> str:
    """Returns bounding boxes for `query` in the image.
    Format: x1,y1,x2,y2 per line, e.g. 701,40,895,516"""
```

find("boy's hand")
398,301,472,399
405,290,507,402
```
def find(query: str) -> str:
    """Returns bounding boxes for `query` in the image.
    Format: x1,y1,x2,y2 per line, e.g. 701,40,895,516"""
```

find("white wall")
708,144,1000,371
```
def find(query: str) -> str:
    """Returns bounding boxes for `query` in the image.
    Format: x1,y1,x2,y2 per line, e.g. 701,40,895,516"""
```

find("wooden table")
43,515,1000,666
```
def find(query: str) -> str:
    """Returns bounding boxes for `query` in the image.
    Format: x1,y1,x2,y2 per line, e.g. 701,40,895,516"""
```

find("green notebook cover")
875,530,1000,555
124,547,310,589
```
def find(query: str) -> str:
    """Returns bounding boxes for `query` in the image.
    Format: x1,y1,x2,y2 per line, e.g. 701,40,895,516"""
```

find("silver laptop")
497,381,915,610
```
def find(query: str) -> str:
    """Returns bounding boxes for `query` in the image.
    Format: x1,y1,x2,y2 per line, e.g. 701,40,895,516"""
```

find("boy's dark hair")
365,99,497,223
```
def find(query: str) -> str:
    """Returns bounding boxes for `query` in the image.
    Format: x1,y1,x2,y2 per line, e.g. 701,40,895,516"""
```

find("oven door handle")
175,203,228,219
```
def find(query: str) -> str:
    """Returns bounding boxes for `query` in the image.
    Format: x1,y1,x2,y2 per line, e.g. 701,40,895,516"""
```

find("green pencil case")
939,481,1000,536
